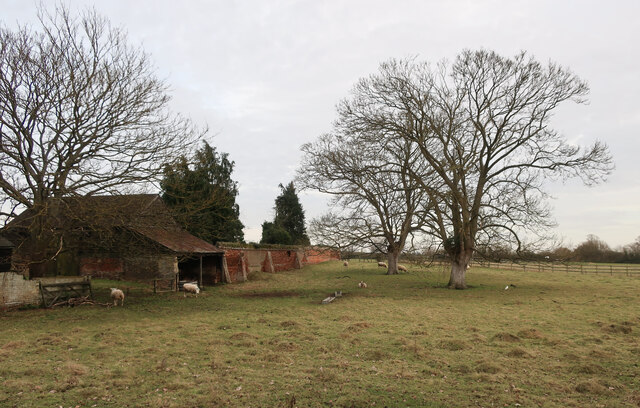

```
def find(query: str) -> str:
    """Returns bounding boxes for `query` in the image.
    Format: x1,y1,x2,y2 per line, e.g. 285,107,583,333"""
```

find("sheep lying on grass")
110,288,124,306
377,262,387,268
358,281,368,288
183,283,200,297
398,264,407,272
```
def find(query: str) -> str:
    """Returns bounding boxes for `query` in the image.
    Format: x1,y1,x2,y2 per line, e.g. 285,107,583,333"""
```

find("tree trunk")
386,249,400,275
448,261,467,289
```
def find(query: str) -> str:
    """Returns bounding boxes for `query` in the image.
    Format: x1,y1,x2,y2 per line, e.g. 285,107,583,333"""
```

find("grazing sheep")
183,283,200,297
358,281,368,288
377,262,387,268
110,288,125,306
343,260,349,267
398,264,407,272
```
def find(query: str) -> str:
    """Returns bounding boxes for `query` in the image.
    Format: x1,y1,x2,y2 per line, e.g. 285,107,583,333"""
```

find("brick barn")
1,194,228,286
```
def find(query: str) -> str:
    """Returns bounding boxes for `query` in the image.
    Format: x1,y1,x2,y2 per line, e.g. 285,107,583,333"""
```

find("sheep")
343,260,349,267
358,281,368,288
110,288,125,306
398,264,407,272
183,282,200,297
377,262,387,268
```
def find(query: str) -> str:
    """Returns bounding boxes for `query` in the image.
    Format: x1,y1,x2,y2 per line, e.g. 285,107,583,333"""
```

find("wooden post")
199,256,203,288
153,279,157,294
39,281,45,307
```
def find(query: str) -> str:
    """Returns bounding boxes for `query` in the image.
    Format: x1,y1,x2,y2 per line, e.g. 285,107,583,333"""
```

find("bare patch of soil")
507,347,534,358
603,324,632,334
492,332,521,342
237,291,300,298
517,328,545,339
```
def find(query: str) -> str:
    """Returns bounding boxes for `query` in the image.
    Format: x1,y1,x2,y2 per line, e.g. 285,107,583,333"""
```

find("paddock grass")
1,261,639,407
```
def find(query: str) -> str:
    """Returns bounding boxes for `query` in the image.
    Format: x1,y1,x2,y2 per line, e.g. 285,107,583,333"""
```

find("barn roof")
1,194,223,256
133,226,224,255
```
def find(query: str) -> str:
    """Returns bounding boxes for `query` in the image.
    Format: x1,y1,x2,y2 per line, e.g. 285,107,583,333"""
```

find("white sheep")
398,264,407,272
358,281,368,288
110,288,125,306
377,262,387,268
183,283,200,297
343,260,349,267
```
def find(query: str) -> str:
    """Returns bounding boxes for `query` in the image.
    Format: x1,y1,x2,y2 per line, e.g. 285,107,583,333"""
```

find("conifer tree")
162,142,244,243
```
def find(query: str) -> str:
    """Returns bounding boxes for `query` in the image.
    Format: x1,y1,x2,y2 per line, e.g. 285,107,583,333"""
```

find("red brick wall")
302,247,340,265
224,248,246,282
267,250,298,272
220,246,339,283
79,257,123,280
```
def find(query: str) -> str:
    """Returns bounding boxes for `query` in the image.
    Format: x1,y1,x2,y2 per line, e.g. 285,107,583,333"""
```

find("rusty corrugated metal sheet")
133,227,224,255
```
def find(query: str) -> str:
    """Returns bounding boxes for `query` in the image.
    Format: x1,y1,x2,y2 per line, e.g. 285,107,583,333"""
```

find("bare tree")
0,4,202,267
298,126,433,274
0,4,201,217
332,51,613,288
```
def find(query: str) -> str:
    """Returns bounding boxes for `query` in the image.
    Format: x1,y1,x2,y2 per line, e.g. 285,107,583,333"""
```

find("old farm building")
1,194,228,286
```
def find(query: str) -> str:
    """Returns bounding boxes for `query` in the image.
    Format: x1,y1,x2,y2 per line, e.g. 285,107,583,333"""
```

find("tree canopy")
0,4,200,221
261,182,309,245
161,142,244,244
299,123,433,274
300,50,613,288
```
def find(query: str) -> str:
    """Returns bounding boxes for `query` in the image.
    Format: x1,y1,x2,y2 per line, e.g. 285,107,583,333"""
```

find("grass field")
1,261,639,407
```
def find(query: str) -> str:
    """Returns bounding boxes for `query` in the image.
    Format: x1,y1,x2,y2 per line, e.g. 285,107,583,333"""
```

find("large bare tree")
298,126,433,274
0,5,200,216
0,5,202,265
330,50,613,288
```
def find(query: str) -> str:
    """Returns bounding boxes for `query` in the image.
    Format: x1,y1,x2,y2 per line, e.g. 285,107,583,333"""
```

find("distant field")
1,261,639,407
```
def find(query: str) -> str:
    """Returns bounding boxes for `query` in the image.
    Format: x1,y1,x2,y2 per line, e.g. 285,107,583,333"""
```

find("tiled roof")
133,226,223,254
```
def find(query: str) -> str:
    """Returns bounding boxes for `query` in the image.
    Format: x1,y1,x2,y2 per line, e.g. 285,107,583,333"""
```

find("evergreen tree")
161,142,244,243
260,182,309,245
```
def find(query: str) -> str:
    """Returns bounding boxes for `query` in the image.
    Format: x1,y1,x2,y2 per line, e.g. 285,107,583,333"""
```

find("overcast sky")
3,0,639,248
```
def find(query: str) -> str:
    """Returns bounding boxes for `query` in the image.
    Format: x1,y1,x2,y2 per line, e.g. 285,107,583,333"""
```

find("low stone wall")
0,272,41,308
1,272,92,308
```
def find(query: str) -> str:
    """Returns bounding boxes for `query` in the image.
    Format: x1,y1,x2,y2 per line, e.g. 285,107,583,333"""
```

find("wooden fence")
39,279,93,307
470,261,640,277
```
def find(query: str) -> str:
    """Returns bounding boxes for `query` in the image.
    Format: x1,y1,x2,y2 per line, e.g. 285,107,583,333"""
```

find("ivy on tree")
161,142,244,244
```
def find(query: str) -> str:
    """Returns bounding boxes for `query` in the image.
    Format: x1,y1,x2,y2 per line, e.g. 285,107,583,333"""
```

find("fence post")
610,265,613,276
